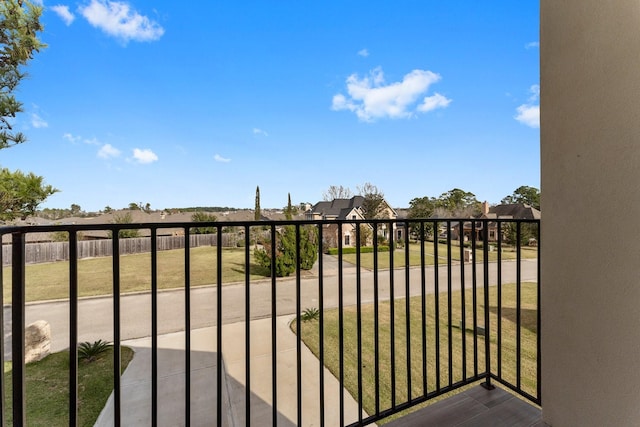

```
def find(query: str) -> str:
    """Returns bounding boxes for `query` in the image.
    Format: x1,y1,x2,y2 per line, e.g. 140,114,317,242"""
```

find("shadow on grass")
489,306,538,333
229,261,271,278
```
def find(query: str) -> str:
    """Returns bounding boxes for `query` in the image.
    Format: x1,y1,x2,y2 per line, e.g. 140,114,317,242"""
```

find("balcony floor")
386,385,545,427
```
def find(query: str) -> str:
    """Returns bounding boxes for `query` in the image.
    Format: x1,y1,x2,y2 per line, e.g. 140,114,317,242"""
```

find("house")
306,196,398,247
451,202,541,242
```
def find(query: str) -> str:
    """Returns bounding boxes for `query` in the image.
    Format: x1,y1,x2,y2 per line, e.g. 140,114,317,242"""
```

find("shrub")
254,225,319,277
108,213,140,238
78,340,112,363
301,307,320,322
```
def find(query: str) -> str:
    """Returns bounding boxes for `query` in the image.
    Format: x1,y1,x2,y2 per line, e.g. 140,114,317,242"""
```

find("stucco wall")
541,1,640,425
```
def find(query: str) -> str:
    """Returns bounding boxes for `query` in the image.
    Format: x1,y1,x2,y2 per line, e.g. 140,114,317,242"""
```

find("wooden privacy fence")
2,233,241,266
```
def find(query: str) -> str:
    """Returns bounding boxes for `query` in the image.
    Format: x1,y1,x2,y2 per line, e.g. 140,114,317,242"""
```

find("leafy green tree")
254,225,318,277
128,202,140,210
0,1,55,220
358,224,373,246
70,203,81,216
437,188,480,217
108,212,140,238
408,196,437,219
0,168,57,221
254,186,261,221
104,206,113,213
1,0,46,149
501,186,541,210
191,211,217,234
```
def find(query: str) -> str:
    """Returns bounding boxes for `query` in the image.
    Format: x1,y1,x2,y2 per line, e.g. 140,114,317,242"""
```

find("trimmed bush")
326,246,390,255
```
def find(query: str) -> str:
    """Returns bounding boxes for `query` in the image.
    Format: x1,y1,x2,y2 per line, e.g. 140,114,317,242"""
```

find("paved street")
4,256,538,358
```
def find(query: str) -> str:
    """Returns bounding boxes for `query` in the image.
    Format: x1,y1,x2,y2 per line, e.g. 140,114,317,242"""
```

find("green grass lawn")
295,282,538,423
4,346,134,426
339,241,538,270
2,246,271,303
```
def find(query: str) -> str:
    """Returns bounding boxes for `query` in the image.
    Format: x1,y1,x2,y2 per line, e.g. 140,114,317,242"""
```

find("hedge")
326,246,390,255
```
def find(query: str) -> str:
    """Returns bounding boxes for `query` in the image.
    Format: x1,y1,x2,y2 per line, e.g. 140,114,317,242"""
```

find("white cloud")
98,143,121,159
31,113,48,128
253,128,268,137
79,0,164,43
332,67,451,122
525,41,540,49
51,5,75,25
83,137,101,145
357,48,369,57
214,154,231,163
515,84,540,128
63,133,82,143
132,148,158,164
417,93,452,112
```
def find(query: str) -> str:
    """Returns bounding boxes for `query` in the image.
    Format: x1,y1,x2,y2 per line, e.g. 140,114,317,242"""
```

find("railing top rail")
0,217,540,235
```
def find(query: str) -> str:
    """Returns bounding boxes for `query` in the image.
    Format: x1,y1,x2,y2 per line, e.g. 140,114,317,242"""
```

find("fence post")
12,232,27,424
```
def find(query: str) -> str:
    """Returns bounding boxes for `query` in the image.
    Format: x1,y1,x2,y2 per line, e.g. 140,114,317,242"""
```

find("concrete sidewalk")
95,316,369,426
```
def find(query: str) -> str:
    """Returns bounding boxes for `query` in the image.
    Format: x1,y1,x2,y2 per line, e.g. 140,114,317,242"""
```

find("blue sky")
5,1,539,211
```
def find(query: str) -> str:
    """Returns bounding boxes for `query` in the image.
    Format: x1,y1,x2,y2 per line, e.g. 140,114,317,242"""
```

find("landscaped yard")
1,247,270,303
4,346,134,426
294,282,538,423
337,241,538,270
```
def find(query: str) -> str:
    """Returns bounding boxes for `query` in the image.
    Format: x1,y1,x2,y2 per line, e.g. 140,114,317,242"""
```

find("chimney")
482,201,490,215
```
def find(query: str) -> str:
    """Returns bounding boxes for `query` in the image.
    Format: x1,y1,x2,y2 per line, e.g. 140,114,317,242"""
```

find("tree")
104,206,113,213
254,225,318,277
284,192,298,220
0,1,55,220
437,188,480,217
357,182,386,219
1,0,46,149
191,212,217,234
323,185,353,201
408,196,438,219
254,186,261,221
128,202,140,210
70,203,81,216
501,186,541,210
108,212,140,238
0,168,57,221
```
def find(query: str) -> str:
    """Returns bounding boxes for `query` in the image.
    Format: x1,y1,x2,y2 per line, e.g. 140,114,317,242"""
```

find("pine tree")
254,186,261,221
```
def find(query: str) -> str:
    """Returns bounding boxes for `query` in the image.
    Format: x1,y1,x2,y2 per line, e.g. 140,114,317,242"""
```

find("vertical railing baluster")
459,220,466,383
356,223,363,425
433,222,441,391
472,221,478,378
446,221,452,387
184,227,191,426
11,232,26,426
420,222,427,395
404,221,411,401
388,221,396,409
216,229,223,427
536,221,542,404
373,222,380,416
69,230,79,427
337,223,344,426
497,222,503,380
112,230,122,426
0,232,4,427
516,221,522,391
296,225,302,427
245,225,251,427
482,220,494,390
270,224,278,427
317,224,325,427
151,228,158,426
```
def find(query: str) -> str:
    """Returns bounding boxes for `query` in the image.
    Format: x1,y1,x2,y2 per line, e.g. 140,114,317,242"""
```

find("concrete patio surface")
94,315,370,427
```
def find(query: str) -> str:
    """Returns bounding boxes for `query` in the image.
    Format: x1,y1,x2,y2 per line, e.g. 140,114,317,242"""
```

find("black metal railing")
0,218,540,426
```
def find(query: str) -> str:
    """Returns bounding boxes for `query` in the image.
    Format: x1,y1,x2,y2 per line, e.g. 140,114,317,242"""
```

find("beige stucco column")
541,1,640,425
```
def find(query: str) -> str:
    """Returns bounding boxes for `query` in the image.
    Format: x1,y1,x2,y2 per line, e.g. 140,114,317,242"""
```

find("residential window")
344,234,350,246
352,215,356,220
397,230,402,240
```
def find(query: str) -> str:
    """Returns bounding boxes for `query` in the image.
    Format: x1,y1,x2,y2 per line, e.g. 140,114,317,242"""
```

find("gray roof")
310,196,366,219
486,204,541,220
